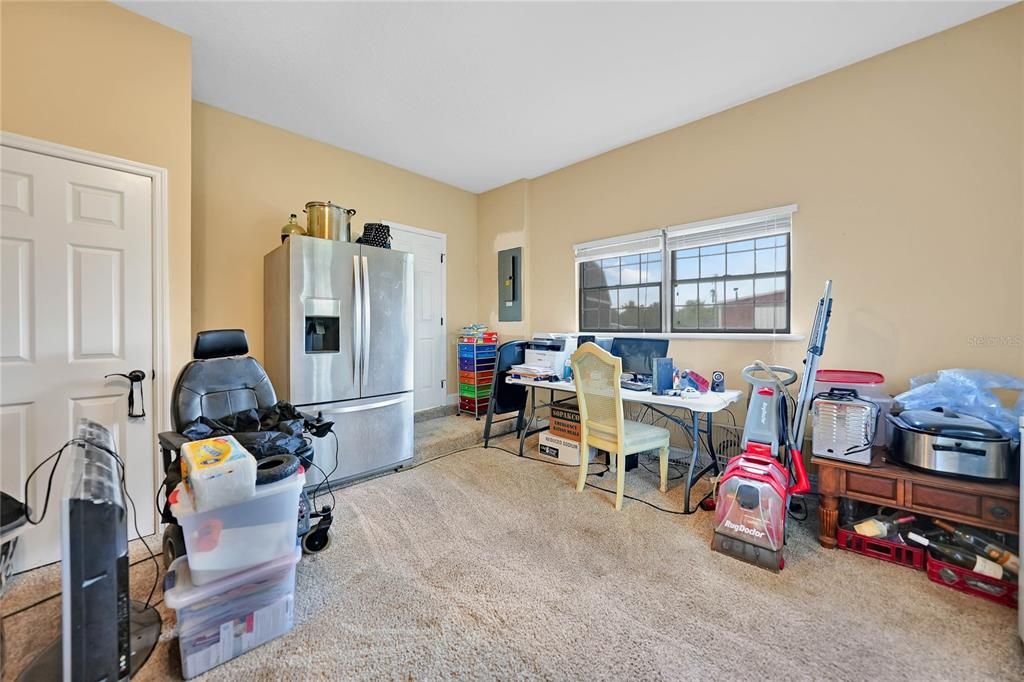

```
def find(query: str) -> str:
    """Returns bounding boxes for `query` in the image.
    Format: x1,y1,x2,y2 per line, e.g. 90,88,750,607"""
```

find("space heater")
811,389,879,465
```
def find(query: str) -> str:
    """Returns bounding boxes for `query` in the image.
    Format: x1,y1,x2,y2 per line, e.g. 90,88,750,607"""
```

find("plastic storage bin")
169,468,304,585
814,369,887,398
165,548,300,679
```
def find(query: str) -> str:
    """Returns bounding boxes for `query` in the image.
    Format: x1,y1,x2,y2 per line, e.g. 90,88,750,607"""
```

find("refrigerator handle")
361,255,371,387
352,254,362,385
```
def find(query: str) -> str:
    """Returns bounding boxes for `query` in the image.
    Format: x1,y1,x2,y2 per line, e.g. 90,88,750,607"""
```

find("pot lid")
815,369,885,385
892,409,1005,441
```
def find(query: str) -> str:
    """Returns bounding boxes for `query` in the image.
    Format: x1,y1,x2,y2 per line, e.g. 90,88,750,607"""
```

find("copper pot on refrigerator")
304,201,356,241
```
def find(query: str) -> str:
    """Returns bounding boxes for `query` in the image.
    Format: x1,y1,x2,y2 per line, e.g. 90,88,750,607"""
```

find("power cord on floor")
308,441,504,504
484,438,702,515
1,553,161,621
639,459,685,481
309,438,610,506
582,482,700,516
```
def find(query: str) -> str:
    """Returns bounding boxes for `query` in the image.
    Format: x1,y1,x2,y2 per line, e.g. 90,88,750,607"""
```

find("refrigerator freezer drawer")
304,392,414,489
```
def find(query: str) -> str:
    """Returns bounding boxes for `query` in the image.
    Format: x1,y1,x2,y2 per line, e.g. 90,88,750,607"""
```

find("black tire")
162,524,185,569
255,454,300,485
301,528,331,554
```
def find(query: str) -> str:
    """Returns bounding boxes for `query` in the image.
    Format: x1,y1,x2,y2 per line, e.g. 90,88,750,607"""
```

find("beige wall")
4,1,1019,412
477,179,531,339
1,0,193,372
192,103,478,391
479,4,1024,393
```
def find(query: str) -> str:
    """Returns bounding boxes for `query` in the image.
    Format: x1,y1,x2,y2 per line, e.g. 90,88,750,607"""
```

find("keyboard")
620,380,651,391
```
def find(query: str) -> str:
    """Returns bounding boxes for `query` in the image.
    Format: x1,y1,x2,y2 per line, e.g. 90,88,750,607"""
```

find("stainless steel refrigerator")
264,235,414,488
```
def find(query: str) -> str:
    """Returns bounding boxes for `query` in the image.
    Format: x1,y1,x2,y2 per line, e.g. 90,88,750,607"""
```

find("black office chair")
157,329,331,563
483,340,529,447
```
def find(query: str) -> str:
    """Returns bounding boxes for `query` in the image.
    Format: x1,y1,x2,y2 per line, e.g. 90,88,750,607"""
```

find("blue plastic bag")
895,369,1024,442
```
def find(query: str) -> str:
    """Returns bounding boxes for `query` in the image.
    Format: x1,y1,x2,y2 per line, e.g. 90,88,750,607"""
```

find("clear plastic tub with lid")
169,468,304,585
164,547,300,679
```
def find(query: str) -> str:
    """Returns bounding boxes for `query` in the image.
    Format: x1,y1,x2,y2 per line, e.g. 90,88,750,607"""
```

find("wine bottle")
933,519,1019,576
907,532,1004,579
854,513,915,539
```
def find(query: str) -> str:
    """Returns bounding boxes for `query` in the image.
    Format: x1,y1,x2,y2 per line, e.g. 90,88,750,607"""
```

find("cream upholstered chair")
571,342,671,510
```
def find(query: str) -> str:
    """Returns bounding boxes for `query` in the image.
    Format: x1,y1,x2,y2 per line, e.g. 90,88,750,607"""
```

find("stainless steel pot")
304,201,356,241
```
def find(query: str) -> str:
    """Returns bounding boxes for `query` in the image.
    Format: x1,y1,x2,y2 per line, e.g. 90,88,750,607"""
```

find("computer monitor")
19,419,160,682
609,338,669,378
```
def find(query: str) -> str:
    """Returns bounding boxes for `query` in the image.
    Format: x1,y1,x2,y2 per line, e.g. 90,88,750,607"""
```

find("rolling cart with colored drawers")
457,335,497,419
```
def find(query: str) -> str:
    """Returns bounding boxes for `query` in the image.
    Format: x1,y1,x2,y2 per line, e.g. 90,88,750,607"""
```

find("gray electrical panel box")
498,247,522,322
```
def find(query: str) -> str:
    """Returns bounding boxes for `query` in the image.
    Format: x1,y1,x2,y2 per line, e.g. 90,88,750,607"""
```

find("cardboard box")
538,432,597,466
550,405,580,442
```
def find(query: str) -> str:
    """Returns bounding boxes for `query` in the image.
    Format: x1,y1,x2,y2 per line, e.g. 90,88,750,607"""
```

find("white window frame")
574,204,804,341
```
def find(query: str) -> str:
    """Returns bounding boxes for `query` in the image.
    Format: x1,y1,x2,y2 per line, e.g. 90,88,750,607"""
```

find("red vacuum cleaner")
711,281,831,571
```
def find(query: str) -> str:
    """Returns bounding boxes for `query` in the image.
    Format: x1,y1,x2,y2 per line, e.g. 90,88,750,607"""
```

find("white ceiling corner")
118,1,1010,193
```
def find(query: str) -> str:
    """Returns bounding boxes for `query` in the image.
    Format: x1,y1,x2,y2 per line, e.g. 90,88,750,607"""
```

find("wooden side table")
814,450,1019,548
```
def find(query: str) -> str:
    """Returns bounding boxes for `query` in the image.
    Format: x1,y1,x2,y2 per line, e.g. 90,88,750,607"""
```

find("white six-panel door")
387,224,446,412
1,145,155,571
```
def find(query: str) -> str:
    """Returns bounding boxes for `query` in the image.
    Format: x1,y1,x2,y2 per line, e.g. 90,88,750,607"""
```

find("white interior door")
387,224,446,412
0,145,155,571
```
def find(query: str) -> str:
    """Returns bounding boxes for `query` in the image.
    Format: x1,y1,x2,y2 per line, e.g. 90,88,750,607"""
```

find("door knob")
105,370,147,418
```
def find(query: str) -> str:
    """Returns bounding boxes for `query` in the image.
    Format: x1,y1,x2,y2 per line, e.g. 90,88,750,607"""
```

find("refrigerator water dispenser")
304,316,340,353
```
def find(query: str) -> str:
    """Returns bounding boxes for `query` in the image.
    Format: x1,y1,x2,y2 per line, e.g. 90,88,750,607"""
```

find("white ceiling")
120,1,1009,193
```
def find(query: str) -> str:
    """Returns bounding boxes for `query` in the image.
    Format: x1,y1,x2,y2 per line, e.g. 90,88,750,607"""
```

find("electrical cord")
484,438,701,514
810,390,878,457
639,459,684,481
109,450,160,608
582,482,700,515
20,437,161,609
1,553,163,621
309,441,501,501
22,439,76,526
311,437,615,505
153,478,167,519
305,430,340,514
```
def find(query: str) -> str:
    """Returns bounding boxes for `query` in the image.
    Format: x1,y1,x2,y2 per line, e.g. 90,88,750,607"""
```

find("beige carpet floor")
3,430,1022,680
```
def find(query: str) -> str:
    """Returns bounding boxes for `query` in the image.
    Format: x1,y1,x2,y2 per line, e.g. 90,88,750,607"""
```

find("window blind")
573,229,663,263
665,205,796,251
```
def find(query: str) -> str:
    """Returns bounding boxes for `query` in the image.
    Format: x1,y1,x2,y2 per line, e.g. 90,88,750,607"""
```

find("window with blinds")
576,230,663,333
575,206,794,334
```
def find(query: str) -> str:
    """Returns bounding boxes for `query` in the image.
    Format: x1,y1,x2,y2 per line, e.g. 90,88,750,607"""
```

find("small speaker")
652,357,674,395
711,370,725,392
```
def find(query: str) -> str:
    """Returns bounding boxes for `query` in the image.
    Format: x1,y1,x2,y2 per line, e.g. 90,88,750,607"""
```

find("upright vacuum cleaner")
712,280,832,571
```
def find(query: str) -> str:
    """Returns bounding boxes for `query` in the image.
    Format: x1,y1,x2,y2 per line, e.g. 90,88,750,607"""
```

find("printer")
524,333,581,374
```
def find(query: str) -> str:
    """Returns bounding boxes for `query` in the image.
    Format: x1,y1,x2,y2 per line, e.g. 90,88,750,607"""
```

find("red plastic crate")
926,555,1018,609
836,526,926,570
